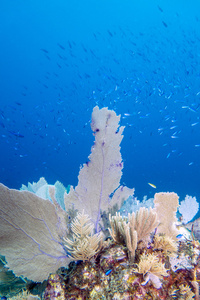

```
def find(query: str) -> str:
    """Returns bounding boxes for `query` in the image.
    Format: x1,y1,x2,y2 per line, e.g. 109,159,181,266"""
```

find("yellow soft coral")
63,210,103,261
153,234,178,255
135,252,169,289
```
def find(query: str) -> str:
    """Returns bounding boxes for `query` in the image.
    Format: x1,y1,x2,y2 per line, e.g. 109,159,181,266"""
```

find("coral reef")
0,106,133,282
43,200,200,299
0,106,200,299
43,236,200,299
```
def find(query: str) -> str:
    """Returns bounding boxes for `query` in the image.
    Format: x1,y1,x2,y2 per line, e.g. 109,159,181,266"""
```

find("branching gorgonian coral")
109,207,158,261
63,210,103,261
135,252,169,289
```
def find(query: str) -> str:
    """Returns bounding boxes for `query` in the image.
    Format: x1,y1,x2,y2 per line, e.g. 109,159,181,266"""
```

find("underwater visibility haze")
1,1,200,299
0,1,200,216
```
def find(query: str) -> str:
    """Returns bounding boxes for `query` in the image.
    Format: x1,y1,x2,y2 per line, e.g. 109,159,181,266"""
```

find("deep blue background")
0,0,200,203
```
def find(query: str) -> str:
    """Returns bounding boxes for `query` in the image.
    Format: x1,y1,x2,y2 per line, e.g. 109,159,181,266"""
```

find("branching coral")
128,207,158,246
109,207,158,261
135,252,169,289
109,212,127,244
109,212,137,261
153,234,178,255
63,211,103,261
136,252,169,277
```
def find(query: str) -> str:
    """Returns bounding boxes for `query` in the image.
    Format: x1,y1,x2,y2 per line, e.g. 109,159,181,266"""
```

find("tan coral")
108,212,126,244
179,284,195,299
153,234,178,255
135,252,169,289
153,192,179,240
109,207,158,260
0,183,70,282
136,252,168,278
128,207,158,247
123,220,137,262
63,210,103,261
109,212,137,261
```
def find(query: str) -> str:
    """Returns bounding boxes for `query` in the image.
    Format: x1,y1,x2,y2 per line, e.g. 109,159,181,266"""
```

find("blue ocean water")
0,0,200,207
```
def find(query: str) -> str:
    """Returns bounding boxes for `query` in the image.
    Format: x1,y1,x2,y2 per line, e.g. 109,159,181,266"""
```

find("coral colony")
0,106,200,299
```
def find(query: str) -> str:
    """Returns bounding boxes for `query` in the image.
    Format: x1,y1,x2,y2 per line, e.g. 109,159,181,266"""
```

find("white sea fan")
64,106,134,233
179,195,199,224
141,272,162,289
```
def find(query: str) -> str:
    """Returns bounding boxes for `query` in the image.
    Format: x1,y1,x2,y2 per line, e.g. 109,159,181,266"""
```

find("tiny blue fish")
176,234,185,241
105,269,112,275
8,130,24,138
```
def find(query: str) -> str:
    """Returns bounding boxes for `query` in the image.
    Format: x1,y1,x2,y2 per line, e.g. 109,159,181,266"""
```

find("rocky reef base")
43,239,200,300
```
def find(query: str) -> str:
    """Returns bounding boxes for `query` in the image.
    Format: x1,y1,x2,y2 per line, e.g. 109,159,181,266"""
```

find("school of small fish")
0,5,199,197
